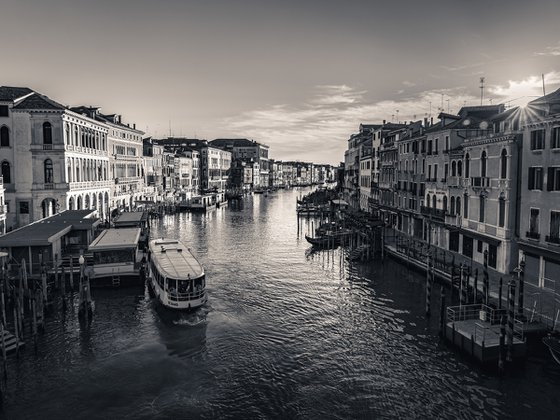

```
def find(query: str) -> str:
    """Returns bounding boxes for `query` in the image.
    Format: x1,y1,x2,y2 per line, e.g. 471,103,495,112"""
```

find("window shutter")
548,167,554,191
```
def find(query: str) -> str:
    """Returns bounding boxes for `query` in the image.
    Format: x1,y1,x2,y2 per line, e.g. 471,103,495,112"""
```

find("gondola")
304,234,339,248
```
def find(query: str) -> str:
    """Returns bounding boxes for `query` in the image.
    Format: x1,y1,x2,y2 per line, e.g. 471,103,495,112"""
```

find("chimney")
383,119,386,124
133,123,136,130
430,117,434,126
424,117,428,127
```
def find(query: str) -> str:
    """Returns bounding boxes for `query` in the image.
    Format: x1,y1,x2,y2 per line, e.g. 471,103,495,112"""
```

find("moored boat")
148,238,207,311
305,234,340,248
543,334,560,365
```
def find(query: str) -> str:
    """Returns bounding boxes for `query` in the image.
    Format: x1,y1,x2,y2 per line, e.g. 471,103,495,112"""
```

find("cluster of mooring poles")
0,250,94,406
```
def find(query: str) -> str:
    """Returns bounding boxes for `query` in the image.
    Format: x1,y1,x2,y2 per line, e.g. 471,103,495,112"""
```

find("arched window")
443,196,448,212
465,154,470,178
451,161,456,177
500,149,507,179
456,196,461,216
44,159,54,183
1,161,10,183
463,193,469,218
457,160,463,177
498,194,506,227
0,126,9,147
481,151,487,178
479,194,485,222
426,194,431,207
43,122,52,144
432,195,436,209
450,196,456,215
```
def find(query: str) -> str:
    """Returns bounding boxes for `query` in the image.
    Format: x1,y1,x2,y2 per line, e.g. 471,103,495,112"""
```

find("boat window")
94,250,133,264
167,277,178,293
178,279,191,294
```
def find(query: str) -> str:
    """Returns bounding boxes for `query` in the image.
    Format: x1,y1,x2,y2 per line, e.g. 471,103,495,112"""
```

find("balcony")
526,231,541,240
420,206,445,221
471,177,490,188
545,235,560,244
447,176,461,187
445,213,462,226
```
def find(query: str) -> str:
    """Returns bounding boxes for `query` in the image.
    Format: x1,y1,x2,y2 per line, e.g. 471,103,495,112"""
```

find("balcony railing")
526,231,541,240
471,177,490,188
420,206,446,220
545,235,560,244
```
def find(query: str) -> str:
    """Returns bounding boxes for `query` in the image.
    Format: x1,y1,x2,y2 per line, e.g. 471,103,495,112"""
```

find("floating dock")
445,304,527,363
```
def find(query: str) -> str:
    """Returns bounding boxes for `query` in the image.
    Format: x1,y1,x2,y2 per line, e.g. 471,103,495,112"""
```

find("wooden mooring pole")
439,286,446,337
507,279,516,363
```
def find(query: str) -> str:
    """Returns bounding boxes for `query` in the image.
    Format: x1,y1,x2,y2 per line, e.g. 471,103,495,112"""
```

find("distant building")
210,139,269,188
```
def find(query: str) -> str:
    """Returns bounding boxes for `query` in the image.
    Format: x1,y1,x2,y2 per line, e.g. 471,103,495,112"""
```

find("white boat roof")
89,228,141,251
149,238,204,279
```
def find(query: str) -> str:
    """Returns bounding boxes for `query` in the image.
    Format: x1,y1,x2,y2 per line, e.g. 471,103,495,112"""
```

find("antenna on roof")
479,77,485,105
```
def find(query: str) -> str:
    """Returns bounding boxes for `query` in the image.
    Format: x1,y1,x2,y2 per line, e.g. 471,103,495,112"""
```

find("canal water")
3,188,560,419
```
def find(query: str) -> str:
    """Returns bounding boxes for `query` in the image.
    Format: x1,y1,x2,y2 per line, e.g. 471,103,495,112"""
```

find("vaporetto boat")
147,238,207,310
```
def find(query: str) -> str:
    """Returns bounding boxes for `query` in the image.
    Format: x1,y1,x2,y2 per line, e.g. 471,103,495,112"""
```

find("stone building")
517,89,560,300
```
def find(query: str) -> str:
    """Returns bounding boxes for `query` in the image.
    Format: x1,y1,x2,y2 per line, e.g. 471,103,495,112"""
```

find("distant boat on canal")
147,238,207,311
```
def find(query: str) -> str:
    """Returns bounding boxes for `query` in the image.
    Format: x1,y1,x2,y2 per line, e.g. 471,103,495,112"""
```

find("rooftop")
0,210,100,248
0,86,34,102
88,228,141,251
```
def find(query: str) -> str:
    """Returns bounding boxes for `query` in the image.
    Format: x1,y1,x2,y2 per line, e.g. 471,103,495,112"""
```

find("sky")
2,0,560,165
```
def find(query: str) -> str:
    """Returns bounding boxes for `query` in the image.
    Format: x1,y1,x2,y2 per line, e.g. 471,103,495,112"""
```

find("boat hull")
305,234,340,248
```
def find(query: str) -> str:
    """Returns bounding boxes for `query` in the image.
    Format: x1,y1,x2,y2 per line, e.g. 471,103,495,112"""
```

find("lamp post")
78,251,88,322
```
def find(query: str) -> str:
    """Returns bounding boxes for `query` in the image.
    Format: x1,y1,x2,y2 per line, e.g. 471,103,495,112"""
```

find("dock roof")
88,228,141,251
0,210,100,248
113,211,148,225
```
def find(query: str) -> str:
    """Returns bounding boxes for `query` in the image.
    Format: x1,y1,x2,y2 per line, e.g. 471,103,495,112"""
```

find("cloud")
310,84,366,106
535,42,560,56
441,62,483,72
220,85,480,164
488,71,560,105
402,81,416,87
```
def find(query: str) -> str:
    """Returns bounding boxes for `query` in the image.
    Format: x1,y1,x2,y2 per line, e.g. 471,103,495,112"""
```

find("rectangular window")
434,164,438,180
0,105,8,117
530,129,545,150
547,167,560,191
435,138,439,154
479,196,485,222
528,167,543,190
549,211,560,242
462,236,473,258
477,240,483,253
19,201,29,214
464,194,469,218
552,127,560,149
529,208,540,236
445,136,449,152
